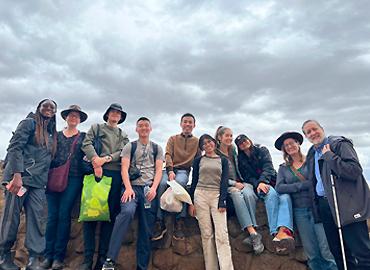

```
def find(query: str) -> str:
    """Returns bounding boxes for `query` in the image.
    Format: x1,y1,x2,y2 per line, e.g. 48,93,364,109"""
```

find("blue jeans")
263,187,293,234
156,169,189,220
44,176,83,261
229,183,258,230
294,208,337,270
107,185,157,270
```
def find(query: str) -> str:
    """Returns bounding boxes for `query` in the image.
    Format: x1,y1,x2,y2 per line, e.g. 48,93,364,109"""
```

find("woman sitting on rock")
215,126,264,254
235,134,295,255
274,131,337,270
188,134,234,270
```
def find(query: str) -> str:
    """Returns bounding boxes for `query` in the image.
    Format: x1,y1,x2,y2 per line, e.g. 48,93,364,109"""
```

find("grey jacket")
306,136,370,226
276,163,312,209
2,113,55,188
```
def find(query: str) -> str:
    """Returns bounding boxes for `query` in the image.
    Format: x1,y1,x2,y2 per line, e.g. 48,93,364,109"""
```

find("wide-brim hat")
103,103,127,124
61,105,88,123
274,131,304,151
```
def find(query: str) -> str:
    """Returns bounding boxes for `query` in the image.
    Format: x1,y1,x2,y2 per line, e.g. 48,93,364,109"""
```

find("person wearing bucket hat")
0,99,58,270
81,103,129,270
41,105,88,270
188,134,234,270
274,131,337,270
234,134,295,255
103,103,127,124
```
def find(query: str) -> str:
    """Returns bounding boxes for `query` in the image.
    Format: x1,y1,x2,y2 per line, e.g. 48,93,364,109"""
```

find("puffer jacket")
2,112,55,188
237,144,277,191
306,136,370,226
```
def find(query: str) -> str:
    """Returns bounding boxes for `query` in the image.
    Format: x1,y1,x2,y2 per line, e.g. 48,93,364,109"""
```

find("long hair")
34,99,58,157
282,140,305,165
215,126,233,158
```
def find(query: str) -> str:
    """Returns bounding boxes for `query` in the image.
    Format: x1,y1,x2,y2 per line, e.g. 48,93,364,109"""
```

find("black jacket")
190,155,229,208
306,136,370,226
2,113,55,188
237,144,277,191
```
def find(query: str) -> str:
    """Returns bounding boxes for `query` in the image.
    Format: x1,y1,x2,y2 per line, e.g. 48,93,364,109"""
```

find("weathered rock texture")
0,163,368,270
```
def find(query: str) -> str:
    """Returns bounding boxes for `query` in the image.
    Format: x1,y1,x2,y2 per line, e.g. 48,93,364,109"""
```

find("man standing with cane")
302,120,370,270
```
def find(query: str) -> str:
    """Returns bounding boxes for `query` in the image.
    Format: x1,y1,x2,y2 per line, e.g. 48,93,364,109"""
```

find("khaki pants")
194,189,234,270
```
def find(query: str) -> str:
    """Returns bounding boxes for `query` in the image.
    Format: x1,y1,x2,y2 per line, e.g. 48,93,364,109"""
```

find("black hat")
274,131,304,151
234,134,249,147
61,105,88,123
103,103,127,124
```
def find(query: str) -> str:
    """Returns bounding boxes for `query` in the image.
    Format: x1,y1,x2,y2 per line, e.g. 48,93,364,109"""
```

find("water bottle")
143,184,151,209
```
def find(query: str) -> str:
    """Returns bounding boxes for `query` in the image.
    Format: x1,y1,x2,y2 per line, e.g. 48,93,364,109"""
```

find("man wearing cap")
41,105,88,270
153,113,199,241
302,120,370,270
81,103,129,270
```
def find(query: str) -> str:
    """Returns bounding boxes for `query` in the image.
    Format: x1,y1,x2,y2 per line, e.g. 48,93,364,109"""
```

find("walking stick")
330,174,347,270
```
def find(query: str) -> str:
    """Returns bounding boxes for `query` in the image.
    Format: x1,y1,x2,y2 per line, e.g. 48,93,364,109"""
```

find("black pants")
318,197,370,270
83,169,122,262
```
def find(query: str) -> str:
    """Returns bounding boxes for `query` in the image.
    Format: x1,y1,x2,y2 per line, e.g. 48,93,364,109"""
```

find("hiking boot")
0,253,20,270
101,258,116,270
173,219,185,240
51,260,64,270
40,258,53,269
25,256,42,270
250,233,264,255
151,221,167,241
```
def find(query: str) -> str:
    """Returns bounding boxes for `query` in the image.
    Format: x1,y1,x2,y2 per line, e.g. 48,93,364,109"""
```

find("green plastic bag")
78,174,112,222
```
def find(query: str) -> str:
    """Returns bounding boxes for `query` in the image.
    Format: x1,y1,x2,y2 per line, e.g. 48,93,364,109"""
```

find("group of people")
0,99,369,270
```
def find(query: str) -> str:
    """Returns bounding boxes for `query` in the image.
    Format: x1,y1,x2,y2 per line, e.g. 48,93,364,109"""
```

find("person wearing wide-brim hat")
274,131,337,270
103,103,127,124
60,104,88,123
80,103,129,270
41,104,88,270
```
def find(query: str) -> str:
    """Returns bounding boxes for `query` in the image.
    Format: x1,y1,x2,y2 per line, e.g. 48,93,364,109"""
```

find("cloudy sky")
1,0,370,179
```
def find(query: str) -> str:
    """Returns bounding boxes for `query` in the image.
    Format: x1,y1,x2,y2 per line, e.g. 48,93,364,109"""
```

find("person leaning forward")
302,120,370,270
80,103,129,270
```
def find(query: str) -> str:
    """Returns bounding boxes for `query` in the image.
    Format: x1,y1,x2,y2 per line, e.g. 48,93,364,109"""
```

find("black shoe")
51,260,64,270
101,258,116,270
93,255,105,270
40,258,53,269
151,221,167,241
79,261,92,270
25,256,42,270
173,219,185,240
0,253,20,270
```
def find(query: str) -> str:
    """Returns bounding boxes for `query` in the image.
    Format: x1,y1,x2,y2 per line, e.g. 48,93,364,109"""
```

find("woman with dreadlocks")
0,99,58,270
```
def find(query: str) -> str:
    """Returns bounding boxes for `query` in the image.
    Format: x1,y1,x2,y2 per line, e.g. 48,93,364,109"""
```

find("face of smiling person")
202,138,216,155
180,116,195,135
283,138,299,156
107,109,122,124
66,111,80,128
238,139,252,152
39,100,56,118
136,120,152,138
303,121,325,146
219,128,233,146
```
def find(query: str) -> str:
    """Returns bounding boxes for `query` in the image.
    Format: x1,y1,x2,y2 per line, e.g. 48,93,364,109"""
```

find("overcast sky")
1,0,370,179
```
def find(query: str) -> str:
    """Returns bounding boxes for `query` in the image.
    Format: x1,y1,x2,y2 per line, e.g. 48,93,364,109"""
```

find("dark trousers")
44,176,83,261
83,169,122,262
318,197,370,270
107,185,157,270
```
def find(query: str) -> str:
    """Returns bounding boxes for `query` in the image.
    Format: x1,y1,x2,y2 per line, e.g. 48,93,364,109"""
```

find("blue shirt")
314,137,328,196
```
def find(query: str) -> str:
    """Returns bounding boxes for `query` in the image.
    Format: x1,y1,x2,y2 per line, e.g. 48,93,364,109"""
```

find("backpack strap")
130,141,138,165
151,142,158,161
